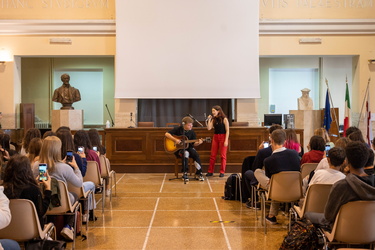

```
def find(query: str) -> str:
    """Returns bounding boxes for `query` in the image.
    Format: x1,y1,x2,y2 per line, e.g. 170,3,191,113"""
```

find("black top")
214,122,226,134
252,146,273,171
168,126,197,149
264,149,300,178
5,184,52,227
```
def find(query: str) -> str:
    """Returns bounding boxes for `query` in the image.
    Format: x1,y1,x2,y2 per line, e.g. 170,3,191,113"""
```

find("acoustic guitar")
164,135,211,153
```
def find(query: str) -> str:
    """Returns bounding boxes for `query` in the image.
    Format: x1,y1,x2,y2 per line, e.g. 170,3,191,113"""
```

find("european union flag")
323,90,332,131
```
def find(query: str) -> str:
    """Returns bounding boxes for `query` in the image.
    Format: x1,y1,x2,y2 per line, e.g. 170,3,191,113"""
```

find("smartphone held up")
39,163,48,181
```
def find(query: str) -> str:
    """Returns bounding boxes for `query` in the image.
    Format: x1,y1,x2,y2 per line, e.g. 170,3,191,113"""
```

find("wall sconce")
299,38,322,44
0,48,13,64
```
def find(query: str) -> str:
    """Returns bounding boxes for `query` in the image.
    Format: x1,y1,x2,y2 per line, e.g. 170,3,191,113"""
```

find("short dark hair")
365,148,374,167
346,126,360,137
327,147,346,167
269,124,283,134
348,130,365,143
271,129,286,145
345,141,369,169
309,135,326,151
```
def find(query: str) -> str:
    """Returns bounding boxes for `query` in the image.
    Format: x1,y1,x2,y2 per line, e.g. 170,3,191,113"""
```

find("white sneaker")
106,189,111,197
199,174,204,181
60,226,74,241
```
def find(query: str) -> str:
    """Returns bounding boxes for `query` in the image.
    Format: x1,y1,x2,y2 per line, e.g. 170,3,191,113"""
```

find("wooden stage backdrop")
105,127,304,173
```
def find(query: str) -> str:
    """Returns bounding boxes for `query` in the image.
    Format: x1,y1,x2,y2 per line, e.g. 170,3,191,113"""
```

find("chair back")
301,183,333,216
84,161,103,187
330,200,375,244
268,171,303,202
138,122,154,127
0,199,44,242
46,179,77,214
99,155,110,178
300,163,318,179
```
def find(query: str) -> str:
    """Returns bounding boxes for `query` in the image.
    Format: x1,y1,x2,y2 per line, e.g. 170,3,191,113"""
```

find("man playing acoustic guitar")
165,116,204,182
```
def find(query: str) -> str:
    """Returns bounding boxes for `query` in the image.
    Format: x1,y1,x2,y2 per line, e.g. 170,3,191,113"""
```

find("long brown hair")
3,155,39,199
38,136,62,173
212,105,226,124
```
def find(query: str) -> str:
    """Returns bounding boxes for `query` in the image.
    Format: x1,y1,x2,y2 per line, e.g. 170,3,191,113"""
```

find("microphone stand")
188,114,204,127
128,112,137,128
105,104,115,127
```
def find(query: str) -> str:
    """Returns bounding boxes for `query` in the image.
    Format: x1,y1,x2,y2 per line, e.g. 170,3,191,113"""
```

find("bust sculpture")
52,74,81,110
298,88,313,110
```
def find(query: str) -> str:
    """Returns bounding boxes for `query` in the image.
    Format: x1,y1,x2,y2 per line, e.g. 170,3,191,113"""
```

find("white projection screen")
115,0,259,99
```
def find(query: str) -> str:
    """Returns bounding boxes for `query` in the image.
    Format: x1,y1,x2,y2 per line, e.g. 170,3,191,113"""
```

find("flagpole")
325,78,340,137
357,78,371,127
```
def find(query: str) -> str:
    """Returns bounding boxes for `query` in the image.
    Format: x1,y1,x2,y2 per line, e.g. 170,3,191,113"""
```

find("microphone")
105,104,115,127
187,114,203,127
128,112,135,128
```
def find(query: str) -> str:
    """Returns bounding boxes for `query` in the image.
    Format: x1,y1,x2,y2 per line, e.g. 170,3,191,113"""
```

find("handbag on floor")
279,218,324,250
25,239,66,250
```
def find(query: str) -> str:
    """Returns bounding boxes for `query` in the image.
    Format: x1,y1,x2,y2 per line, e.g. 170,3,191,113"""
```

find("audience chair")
174,157,195,178
0,199,55,244
68,184,93,232
46,180,81,250
259,171,303,234
290,184,333,222
231,122,249,126
99,155,117,202
323,200,375,249
83,161,105,212
300,163,318,179
166,123,180,127
138,122,154,127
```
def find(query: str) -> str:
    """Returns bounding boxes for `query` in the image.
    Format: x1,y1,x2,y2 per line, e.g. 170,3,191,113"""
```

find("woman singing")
206,105,229,177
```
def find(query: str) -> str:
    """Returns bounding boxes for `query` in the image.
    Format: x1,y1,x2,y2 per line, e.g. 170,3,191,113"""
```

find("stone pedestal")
52,110,83,132
290,110,321,152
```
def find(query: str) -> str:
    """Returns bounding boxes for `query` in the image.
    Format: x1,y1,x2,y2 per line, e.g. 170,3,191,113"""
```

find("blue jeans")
0,239,21,250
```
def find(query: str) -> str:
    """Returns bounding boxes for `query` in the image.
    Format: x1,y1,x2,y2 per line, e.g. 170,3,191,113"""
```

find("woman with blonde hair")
35,136,83,241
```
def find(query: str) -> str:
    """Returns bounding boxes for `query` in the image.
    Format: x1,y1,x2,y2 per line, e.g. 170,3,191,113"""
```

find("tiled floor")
71,173,289,250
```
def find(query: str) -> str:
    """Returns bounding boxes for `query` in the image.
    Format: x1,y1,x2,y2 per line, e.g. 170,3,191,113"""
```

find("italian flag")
343,83,351,137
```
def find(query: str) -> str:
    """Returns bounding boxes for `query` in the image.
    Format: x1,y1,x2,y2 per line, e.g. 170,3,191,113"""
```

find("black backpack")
279,218,324,250
222,173,242,202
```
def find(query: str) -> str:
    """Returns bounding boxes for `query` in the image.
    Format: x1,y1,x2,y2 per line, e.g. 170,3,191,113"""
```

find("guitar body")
164,135,189,153
164,135,211,153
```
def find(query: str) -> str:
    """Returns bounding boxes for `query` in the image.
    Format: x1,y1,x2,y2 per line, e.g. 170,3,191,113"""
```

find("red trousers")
207,134,228,174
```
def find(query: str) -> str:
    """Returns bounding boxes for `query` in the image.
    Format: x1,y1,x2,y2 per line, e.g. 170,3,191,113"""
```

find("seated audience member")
284,128,302,155
35,136,83,241
26,137,42,165
0,186,21,250
0,133,17,157
345,126,361,138
305,141,375,229
21,128,41,155
303,147,346,193
3,155,52,227
42,131,57,139
348,130,367,145
87,129,106,156
315,137,350,171
300,135,325,165
364,148,374,175
56,128,97,222
254,129,300,224
74,130,101,174
314,127,334,149
243,124,282,209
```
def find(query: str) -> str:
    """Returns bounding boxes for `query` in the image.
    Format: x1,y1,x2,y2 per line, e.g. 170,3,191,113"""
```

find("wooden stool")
174,157,195,178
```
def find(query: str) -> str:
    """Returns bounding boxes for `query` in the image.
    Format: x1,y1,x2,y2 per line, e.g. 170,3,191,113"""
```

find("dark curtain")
138,99,232,127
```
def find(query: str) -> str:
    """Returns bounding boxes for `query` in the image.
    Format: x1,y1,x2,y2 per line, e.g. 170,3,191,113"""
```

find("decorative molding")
1,19,375,36
259,19,375,35
0,20,116,35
